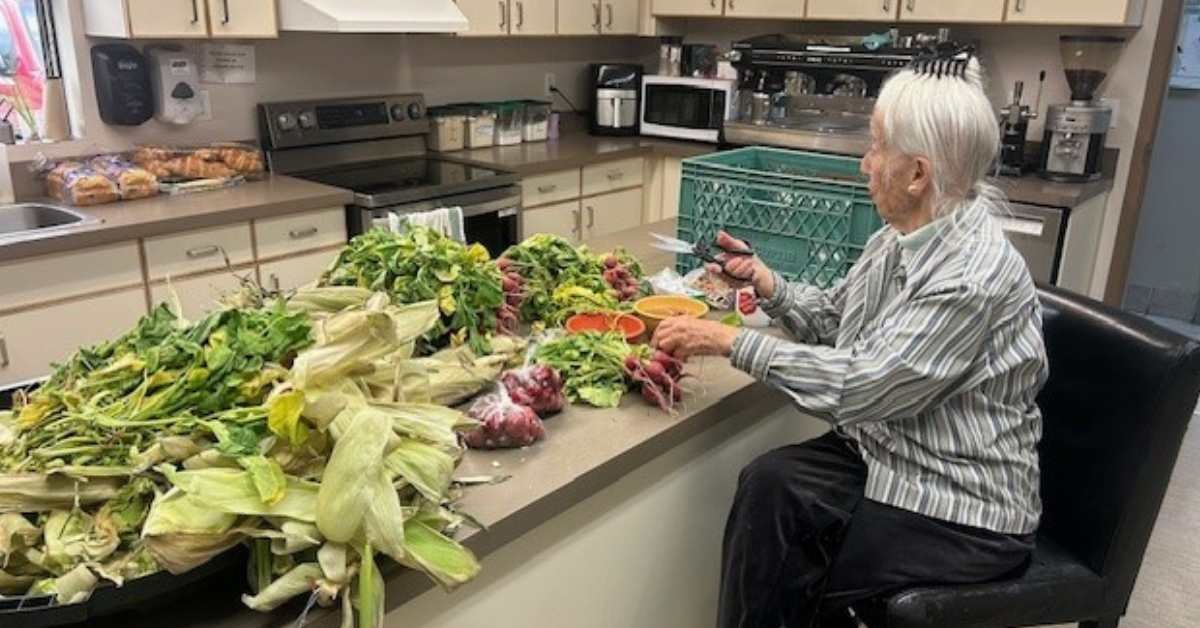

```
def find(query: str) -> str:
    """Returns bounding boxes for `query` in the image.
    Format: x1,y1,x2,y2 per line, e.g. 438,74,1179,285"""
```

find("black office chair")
874,285,1200,628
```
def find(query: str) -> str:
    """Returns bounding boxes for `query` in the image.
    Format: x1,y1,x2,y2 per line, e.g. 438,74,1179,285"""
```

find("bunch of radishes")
500,364,565,417
624,349,687,413
464,388,546,449
602,255,641,302
496,257,525,334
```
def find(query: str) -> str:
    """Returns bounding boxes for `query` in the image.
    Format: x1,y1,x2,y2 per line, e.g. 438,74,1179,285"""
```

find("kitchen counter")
80,218,799,628
998,173,1113,209
446,133,714,176
0,175,353,263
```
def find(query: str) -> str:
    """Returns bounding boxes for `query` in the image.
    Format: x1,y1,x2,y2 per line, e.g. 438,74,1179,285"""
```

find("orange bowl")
633,295,710,332
565,312,647,344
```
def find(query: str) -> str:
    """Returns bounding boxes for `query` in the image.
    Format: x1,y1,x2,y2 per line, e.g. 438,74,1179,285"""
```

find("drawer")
149,269,253,320
255,208,348,261
144,222,254,280
0,288,147,387
582,158,644,197
259,248,343,293
521,169,581,208
0,241,142,310
522,200,582,242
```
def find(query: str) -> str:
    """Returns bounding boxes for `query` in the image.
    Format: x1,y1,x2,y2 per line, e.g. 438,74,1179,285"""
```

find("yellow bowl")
633,295,710,332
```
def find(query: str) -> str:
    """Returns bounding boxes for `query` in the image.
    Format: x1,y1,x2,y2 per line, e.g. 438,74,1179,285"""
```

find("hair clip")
909,43,975,80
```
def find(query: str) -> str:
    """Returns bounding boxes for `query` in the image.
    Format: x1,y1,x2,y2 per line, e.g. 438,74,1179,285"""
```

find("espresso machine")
589,63,642,136
998,71,1045,177
1039,36,1126,182
723,31,964,155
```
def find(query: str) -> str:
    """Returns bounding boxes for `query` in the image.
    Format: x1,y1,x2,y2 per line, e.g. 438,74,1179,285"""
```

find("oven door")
352,185,522,258
641,80,730,142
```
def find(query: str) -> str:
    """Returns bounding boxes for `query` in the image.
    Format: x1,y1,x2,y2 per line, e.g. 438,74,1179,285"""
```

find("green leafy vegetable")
534,332,641,408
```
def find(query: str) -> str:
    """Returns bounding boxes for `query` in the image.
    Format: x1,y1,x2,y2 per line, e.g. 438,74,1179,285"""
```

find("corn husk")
142,490,237,537
315,409,390,544
241,562,324,612
144,529,244,575
0,475,125,513
384,440,456,503
398,516,480,590
287,287,374,316
158,466,319,521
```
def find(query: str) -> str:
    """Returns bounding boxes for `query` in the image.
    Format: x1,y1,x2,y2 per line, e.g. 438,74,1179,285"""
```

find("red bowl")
565,312,647,344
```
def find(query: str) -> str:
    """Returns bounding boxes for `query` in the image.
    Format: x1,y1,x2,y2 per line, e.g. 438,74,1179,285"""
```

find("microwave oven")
640,75,736,143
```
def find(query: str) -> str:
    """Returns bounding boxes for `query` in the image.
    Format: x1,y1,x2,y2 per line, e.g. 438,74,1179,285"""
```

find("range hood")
280,0,469,33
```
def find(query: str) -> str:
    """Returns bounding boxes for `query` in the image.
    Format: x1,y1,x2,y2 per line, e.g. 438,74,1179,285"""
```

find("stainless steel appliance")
259,94,522,257
589,63,642,137
998,71,1044,177
640,75,736,143
1039,36,1126,182
995,203,1066,285
724,33,964,154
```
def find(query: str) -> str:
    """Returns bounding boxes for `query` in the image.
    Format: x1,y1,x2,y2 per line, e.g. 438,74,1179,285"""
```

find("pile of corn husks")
0,286,524,626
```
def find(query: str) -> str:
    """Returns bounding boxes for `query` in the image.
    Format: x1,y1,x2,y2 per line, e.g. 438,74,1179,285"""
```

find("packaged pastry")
46,162,121,206
132,142,265,180
89,155,159,200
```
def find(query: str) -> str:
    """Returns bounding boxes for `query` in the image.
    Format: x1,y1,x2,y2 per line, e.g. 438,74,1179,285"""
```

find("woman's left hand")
652,317,740,361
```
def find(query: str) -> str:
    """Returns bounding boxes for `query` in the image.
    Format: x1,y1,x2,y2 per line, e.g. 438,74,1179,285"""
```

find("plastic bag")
132,142,265,181
648,267,705,299
499,364,564,417
41,154,160,206
463,388,545,450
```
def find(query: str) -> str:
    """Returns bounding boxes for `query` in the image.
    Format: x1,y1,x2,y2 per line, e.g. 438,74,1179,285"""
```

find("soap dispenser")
147,46,204,126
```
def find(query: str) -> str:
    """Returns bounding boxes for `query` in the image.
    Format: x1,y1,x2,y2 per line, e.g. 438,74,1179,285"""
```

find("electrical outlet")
198,90,213,122
544,73,556,98
1099,97,1119,130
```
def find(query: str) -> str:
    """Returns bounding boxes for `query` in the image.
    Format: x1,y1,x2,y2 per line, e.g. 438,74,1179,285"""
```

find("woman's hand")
707,231,777,300
652,316,741,361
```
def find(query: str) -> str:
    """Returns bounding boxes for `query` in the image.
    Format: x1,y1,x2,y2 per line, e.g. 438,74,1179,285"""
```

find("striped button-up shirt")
731,197,1047,534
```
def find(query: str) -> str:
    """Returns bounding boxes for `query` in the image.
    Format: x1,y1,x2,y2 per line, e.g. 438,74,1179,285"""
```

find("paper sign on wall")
200,43,256,84
1172,2,1200,89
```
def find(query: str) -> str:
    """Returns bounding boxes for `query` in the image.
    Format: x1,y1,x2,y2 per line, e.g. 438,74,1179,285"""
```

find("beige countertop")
84,219,793,628
0,175,353,263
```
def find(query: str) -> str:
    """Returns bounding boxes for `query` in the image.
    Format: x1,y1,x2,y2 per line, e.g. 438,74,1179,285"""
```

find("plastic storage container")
676,147,883,289
493,101,525,146
428,107,466,152
521,100,551,142
465,106,496,148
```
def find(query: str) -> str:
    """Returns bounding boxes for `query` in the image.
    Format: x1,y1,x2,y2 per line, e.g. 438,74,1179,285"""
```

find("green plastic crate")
677,147,883,289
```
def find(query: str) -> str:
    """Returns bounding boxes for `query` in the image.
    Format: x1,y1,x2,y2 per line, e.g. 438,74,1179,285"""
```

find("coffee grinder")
1039,35,1126,182
999,70,1044,177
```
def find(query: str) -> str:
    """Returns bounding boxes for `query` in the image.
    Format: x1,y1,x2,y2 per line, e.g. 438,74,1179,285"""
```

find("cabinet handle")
0,334,8,368
573,207,583,238
221,0,230,24
288,226,319,240
190,0,200,23
516,1,524,28
586,206,595,229
186,245,221,259
882,0,890,12
607,171,624,181
1015,0,1025,11
729,0,735,10
606,3,614,28
905,0,915,11
536,184,557,194
499,1,507,29
593,3,601,29
710,0,717,7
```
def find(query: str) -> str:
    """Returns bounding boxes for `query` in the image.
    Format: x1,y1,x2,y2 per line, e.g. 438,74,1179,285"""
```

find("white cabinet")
83,0,279,38
0,243,143,311
603,0,640,34
1005,0,1142,25
259,250,342,293
207,0,279,38
585,187,644,239
522,169,582,207
725,0,802,19
899,0,1004,22
0,289,147,388
510,0,557,35
583,158,644,197
523,200,582,241
805,0,898,20
651,0,723,17
457,0,556,36
561,1,603,34
456,0,509,36
143,223,255,281
255,208,347,261
149,271,250,320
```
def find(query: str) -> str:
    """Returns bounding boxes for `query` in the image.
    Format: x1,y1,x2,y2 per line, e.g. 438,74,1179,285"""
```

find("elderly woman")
652,58,1047,628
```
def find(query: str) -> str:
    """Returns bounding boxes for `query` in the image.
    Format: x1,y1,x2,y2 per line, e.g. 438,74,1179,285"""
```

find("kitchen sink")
0,203,100,242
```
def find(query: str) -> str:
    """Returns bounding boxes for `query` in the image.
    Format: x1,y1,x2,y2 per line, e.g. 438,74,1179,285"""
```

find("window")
0,0,59,141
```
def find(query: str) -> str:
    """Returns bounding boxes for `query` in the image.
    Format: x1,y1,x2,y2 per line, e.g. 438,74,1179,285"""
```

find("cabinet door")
523,200,582,242
726,0,802,19
900,0,1004,21
561,1,602,35
0,289,147,388
806,0,897,21
586,188,644,239
1005,0,1133,25
150,271,251,320
652,0,724,17
602,0,640,34
207,0,279,38
259,249,343,294
255,208,348,262
582,158,645,197
457,0,510,35
128,0,211,38
511,0,556,35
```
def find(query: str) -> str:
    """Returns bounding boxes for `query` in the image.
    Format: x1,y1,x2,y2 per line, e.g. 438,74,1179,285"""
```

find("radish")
502,276,520,292
497,257,513,271
604,255,620,269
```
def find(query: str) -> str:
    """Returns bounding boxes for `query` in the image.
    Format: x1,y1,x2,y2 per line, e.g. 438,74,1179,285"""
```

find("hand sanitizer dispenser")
147,46,203,125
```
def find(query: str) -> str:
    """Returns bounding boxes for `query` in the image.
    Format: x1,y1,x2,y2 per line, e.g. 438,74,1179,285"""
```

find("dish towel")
385,206,466,243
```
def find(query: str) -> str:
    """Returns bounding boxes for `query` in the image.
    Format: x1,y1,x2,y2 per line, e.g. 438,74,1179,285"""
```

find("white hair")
874,58,1002,219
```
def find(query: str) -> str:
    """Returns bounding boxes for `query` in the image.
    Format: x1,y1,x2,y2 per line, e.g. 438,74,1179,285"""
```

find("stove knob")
407,102,424,121
276,112,298,131
390,104,406,122
298,111,317,129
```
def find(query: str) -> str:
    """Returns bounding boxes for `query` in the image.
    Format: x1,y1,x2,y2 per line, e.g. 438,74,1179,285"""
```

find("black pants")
717,431,1035,628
